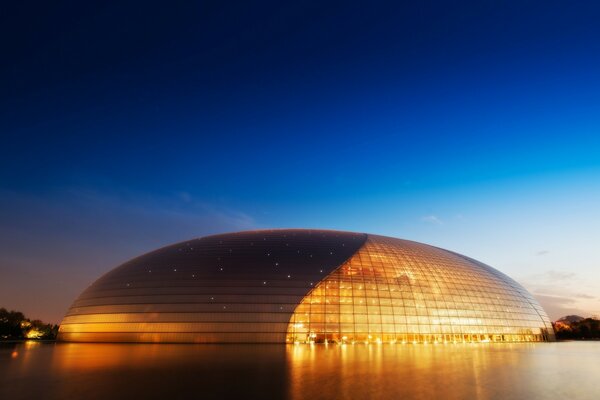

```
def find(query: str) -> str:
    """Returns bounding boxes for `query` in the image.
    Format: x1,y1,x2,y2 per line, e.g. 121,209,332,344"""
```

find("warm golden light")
286,235,554,344
25,329,43,339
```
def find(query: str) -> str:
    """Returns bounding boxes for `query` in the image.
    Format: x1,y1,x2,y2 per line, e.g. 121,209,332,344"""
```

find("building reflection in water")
1,342,599,400
285,343,597,400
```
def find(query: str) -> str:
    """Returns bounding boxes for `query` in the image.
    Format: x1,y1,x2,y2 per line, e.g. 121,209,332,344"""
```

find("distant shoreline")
1,340,57,344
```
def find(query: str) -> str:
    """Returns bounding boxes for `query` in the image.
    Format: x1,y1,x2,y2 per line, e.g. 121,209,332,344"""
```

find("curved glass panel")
286,235,554,343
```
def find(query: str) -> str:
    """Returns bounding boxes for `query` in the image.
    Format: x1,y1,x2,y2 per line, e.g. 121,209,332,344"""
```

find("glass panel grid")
287,235,554,343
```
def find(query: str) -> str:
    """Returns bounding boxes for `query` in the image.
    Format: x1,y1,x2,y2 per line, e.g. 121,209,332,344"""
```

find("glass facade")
58,230,554,343
58,230,366,343
287,235,554,343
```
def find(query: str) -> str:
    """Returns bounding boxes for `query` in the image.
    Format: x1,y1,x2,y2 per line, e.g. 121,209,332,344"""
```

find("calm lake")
1,342,599,399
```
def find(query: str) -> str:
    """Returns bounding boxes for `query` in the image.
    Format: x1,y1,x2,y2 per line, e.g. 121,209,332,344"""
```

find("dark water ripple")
1,342,599,400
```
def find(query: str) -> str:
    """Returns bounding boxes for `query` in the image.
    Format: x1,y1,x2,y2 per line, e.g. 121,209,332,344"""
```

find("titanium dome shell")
58,229,555,343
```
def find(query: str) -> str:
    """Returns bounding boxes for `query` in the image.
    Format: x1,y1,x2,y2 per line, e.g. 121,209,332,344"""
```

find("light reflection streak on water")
1,342,599,400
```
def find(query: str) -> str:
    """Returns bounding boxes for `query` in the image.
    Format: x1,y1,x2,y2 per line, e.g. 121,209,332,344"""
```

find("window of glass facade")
287,236,554,344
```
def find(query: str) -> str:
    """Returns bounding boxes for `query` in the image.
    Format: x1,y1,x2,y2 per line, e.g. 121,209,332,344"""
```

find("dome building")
58,229,555,343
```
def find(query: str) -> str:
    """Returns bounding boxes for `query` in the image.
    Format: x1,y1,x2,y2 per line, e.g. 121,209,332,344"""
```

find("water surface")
1,342,598,399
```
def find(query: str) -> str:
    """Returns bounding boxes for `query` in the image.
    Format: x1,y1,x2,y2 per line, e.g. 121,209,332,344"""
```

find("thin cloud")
536,250,550,256
544,270,576,281
533,294,586,320
177,191,192,203
421,215,443,225
525,270,576,283
519,269,597,320
0,188,258,323
574,293,596,300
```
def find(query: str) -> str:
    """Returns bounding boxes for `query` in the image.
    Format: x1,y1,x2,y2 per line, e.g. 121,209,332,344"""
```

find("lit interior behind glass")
287,235,554,343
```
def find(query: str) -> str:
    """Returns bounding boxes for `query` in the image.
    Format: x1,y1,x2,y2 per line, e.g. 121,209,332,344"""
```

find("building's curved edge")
57,230,368,343
285,234,556,343
58,230,556,343
443,250,555,341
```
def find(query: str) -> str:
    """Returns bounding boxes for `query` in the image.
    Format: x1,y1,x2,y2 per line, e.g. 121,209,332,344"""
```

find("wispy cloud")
543,270,576,281
532,294,586,319
0,188,259,323
518,269,599,320
574,293,596,299
525,270,575,282
536,250,550,256
177,191,193,203
421,215,443,225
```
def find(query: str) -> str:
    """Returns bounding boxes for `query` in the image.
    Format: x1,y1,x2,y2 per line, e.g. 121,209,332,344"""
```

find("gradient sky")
1,1,600,323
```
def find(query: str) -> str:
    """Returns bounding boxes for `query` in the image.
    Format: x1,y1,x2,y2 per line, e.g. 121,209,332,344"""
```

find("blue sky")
1,1,599,322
